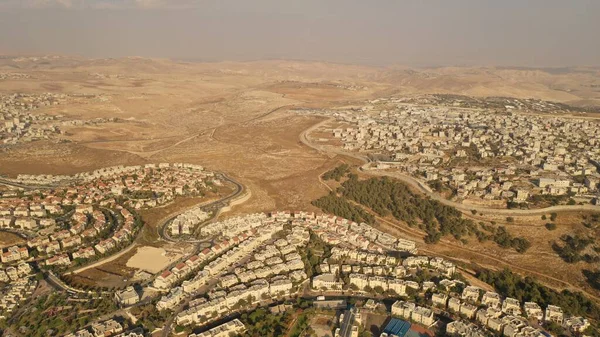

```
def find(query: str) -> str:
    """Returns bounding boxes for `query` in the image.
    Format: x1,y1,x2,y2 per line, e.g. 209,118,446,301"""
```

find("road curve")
299,117,600,216
158,172,246,242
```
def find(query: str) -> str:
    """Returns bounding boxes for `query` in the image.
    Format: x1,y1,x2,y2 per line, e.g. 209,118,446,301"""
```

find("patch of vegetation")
311,192,375,225
473,223,531,252
312,175,530,252
322,164,350,181
530,194,571,206
126,189,156,199
582,213,600,229
289,310,314,337
129,303,168,332
583,269,600,291
300,232,332,278
545,223,557,230
427,180,446,193
490,226,531,253
339,175,477,244
506,201,529,209
477,268,600,321
12,293,118,337
552,234,599,263
239,308,290,337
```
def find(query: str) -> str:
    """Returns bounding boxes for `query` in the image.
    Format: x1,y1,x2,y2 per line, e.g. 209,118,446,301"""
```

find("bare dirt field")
66,246,140,289
126,246,182,274
0,231,25,248
308,313,336,337
363,312,389,337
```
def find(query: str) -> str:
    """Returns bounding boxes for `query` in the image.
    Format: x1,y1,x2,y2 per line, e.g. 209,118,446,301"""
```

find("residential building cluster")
0,262,33,282
0,164,216,270
439,286,590,337
170,208,210,236
156,221,296,314
310,252,457,299
0,73,31,80
0,278,37,318
176,275,296,327
160,211,422,329
150,213,331,328
187,319,246,337
0,93,65,145
0,92,125,146
392,95,588,114
295,212,417,253
63,319,144,337
392,300,436,326
296,98,600,206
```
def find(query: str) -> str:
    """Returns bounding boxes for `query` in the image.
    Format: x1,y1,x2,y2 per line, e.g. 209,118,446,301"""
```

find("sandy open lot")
126,246,182,274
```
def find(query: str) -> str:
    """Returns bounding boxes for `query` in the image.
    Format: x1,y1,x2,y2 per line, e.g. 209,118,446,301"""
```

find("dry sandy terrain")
0,232,24,248
126,246,182,274
1,56,600,296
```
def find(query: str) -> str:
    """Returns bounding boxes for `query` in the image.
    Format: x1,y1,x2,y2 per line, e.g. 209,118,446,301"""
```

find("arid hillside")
1,56,600,210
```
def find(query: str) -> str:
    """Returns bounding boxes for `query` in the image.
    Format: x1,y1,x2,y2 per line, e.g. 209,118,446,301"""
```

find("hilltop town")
296,95,600,209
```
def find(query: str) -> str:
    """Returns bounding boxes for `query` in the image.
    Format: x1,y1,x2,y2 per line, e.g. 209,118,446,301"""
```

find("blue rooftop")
383,318,411,337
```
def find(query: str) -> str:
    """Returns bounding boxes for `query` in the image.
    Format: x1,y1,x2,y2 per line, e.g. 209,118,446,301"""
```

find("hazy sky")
0,0,598,67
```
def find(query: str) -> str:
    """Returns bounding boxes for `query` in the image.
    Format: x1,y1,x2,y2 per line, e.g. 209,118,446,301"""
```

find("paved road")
46,270,111,295
0,177,63,190
300,117,600,216
70,242,138,275
338,307,357,337
160,255,253,337
158,172,245,243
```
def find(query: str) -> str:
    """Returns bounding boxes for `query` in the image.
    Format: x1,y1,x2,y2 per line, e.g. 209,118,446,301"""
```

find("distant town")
0,92,120,146
296,95,600,209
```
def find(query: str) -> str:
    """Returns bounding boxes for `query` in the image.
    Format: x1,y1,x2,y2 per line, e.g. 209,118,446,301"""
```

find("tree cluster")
312,175,531,252
477,268,600,321
311,192,375,225
340,175,478,243
490,226,531,253
583,269,600,291
239,308,290,337
552,234,599,264
322,164,350,181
